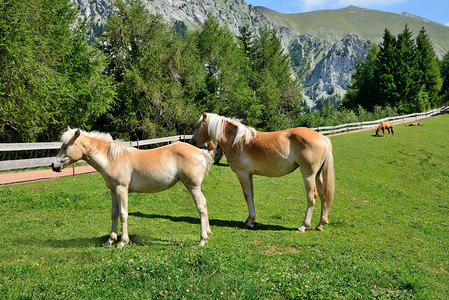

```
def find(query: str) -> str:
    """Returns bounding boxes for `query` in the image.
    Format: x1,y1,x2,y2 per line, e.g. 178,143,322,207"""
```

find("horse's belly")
252,161,299,177
128,174,178,193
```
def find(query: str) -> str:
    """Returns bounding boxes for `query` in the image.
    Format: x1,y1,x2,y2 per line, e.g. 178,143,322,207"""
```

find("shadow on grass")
129,211,296,231
16,234,180,248
15,213,295,249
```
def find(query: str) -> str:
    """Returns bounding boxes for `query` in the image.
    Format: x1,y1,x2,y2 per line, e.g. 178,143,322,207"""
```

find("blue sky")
245,0,449,26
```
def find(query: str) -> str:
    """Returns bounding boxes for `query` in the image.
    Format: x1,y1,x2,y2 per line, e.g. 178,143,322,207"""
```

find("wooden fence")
1,106,447,172
311,106,447,135
0,135,192,171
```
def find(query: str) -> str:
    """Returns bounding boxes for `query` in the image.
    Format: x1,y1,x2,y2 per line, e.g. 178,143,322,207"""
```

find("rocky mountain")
71,0,449,107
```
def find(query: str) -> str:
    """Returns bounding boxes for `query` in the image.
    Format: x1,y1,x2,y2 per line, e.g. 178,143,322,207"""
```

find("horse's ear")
67,126,71,130
202,112,207,121
74,129,81,139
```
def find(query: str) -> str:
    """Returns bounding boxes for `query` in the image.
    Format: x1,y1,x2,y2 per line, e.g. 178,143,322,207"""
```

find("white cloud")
295,0,408,11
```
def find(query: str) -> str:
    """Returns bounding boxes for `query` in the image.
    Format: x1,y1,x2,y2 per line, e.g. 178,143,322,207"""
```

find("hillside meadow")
0,114,448,299
262,6,449,58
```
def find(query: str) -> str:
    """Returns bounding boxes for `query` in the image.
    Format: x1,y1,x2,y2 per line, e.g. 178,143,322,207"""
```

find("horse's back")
243,127,329,176
128,142,209,193
380,121,393,128
288,127,331,165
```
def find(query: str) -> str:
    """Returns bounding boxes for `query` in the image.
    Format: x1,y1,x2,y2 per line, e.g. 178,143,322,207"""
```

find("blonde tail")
317,137,335,228
200,149,213,176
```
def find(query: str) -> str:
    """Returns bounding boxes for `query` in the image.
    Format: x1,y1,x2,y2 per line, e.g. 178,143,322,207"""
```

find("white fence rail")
311,106,447,135
1,106,447,172
0,135,192,171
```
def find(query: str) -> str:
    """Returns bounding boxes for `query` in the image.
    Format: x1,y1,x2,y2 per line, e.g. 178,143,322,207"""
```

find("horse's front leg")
236,171,256,229
116,185,130,249
105,191,119,246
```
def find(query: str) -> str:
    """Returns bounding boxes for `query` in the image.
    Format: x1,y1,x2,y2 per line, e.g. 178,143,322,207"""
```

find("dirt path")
0,165,96,186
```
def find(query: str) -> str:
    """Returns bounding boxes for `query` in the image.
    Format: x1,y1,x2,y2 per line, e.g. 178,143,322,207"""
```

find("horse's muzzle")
188,137,196,146
51,163,62,173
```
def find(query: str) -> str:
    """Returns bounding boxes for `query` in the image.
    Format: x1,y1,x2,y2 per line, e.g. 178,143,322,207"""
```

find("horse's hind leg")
236,171,256,229
315,172,331,231
105,191,119,246
298,172,318,233
184,183,211,246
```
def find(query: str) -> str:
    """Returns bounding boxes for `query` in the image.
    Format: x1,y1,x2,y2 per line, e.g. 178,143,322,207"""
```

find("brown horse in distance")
375,121,395,137
405,123,423,126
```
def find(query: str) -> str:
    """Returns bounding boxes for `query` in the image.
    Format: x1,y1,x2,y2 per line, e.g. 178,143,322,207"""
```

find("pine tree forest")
1,0,449,143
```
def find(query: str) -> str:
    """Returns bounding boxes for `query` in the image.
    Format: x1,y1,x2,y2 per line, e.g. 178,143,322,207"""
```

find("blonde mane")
61,128,135,159
204,113,256,146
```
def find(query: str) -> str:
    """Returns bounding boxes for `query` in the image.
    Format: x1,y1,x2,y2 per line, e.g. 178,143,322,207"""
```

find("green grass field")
1,115,448,299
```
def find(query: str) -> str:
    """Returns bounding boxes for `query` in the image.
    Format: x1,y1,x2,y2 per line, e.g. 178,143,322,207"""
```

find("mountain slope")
261,5,449,59
72,1,449,105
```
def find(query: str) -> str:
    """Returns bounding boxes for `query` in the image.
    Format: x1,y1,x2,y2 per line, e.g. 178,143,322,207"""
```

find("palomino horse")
51,128,212,248
190,113,335,232
207,141,225,164
405,123,422,126
375,121,395,137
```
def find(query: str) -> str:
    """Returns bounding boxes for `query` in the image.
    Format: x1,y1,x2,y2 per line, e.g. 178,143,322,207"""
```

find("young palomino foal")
52,128,212,248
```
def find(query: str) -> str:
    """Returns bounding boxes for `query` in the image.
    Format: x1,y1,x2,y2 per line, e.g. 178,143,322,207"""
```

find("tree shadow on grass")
129,211,296,231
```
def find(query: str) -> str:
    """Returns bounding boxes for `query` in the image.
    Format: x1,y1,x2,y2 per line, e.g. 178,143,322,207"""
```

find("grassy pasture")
0,115,448,299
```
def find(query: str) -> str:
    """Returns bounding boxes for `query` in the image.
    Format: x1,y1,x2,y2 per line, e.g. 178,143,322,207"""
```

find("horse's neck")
219,121,243,153
79,136,110,173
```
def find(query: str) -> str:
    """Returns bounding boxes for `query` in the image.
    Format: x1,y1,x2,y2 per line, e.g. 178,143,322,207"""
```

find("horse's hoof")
198,240,207,247
117,240,129,249
315,225,324,231
104,239,114,246
245,222,255,229
296,226,306,233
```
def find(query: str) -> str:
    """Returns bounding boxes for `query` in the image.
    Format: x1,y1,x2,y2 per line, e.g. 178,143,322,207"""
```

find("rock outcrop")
71,0,374,106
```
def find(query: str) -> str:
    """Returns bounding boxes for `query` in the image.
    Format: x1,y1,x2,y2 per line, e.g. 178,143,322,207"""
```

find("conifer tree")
346,25,444,113
344,45,379,109
440,51,449,104
374,29,400,108
100,0,203,140
416,27,442,108
0,0,115,142
395,24,421,112
195,14,255,122
238,25,254,56
250,29,302,129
